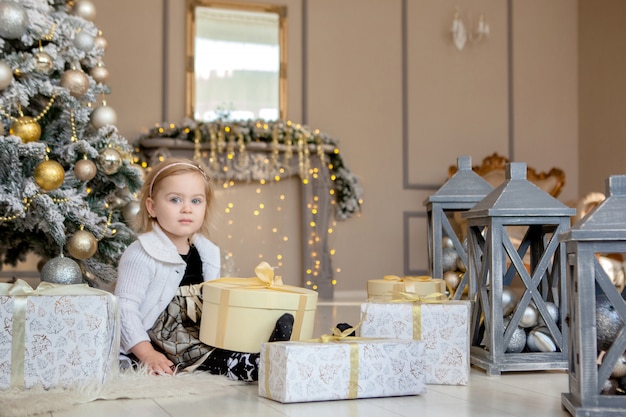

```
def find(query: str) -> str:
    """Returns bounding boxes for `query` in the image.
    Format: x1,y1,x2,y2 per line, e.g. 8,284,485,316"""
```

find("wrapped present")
200,262,318,353
0,279,119,390
367,275,446,300
360,299,470,385
258,337,426,403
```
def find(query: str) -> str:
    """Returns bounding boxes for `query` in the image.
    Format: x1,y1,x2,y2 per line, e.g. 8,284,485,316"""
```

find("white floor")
53,300,573,417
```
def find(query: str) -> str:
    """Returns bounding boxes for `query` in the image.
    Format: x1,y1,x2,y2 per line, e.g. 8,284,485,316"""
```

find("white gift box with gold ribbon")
258,337,426,403
359,299,471,385
367,275,446,300
0,279,119,390
200,262,318,353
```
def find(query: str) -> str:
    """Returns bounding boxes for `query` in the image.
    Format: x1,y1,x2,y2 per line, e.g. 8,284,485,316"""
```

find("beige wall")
81,0,583,297
579,0,626,196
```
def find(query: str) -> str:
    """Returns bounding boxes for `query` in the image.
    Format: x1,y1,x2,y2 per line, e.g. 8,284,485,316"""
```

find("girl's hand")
131,341,175,375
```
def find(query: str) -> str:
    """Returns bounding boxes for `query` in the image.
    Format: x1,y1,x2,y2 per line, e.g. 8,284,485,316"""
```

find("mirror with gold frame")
185,1,287,122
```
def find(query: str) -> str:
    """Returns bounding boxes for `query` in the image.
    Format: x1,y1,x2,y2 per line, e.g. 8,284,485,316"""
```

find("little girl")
115,157,293,381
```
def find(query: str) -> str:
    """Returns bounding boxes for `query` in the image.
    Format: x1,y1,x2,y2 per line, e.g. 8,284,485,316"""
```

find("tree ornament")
72,0,96,21
10,116,41,142
90,63,109,84
0,2,28,39
91,103,117,128
40,255,83,285
73,29,95,52
123,200,140,223
526,326,557,352
33,51,54,74
34,159,65,190
596,295,623,351
61,69,90,98
503,316,527,353
443,270,460,292
0,60,13,90
519,304,539,328
0,120,4,135
98,147,122,174
441,247,458,272
94,32,108,50
74,158,97,181
67,229,98,260
501,285,519,316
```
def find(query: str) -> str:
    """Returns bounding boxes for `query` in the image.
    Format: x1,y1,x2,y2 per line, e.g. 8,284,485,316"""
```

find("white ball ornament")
74,30,95,52
91,104,117,128
442,247,459,273
72,0,96,21
519,304,538,328
0,2,28,39
526,326,557,352
0,60,12,90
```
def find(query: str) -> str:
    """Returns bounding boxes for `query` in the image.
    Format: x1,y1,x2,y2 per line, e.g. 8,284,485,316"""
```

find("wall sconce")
451,10,490,51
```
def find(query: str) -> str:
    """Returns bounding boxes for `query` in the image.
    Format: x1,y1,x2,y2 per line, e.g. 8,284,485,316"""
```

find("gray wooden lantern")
463,162,575,375
424,156,493,299
560,176,626,417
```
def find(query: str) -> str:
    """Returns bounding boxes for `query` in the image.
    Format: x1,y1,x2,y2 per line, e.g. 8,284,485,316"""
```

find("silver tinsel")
40,256,83,285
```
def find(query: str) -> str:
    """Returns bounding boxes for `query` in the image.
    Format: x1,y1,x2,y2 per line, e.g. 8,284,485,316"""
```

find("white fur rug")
0,367,240,417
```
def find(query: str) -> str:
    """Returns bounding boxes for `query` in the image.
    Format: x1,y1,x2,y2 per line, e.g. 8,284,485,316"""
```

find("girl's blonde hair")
134,157,214,237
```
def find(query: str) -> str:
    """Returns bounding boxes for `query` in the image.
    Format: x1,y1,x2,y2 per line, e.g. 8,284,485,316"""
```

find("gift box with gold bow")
199,262,318,353
366,275,446,300
0,279,119,390
258,335,426,403
359,298,471,385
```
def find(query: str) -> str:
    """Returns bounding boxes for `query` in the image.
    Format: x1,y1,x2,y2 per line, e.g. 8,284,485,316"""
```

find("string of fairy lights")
135,119,364,292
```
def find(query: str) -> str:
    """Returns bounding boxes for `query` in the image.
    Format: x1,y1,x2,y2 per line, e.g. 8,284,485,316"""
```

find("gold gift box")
200,276,318,353
367,275,446,300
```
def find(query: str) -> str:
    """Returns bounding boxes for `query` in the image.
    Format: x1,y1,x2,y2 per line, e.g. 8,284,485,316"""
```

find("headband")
149,162,209,197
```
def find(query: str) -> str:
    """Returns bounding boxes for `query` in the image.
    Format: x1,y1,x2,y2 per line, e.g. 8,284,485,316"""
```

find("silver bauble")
72,0,96,21
504,316,527,353
519,304,538,328
0,60,12,90
596,295,624,352
33,51,54,74
442,236,454,249
74,30,96,52
97,148,122,175
90,64,109,84
123,200,141,223
40,256,83,285
601,378,619,395
61,69,90,98
442,247,459,273
502,286,519,316
0,2,28,39
526,326,557,352
91,105,117,128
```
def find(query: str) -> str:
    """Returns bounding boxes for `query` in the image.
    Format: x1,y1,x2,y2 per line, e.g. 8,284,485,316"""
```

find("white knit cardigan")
115,224,220,353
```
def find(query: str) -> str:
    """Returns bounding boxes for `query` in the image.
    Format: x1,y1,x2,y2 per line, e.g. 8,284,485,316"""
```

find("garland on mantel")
137,119,363,221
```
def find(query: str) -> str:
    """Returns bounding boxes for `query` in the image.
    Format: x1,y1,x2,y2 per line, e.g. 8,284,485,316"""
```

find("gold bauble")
122,200,140,223
67,229,98,260
33,51,54,74
98,148,122,175
34,159,65,190
94,35,108,51
72,0,96,21
61,69,90,98
89,64,109,84
91,105,117,129
74,159,97,181
10,116,41,142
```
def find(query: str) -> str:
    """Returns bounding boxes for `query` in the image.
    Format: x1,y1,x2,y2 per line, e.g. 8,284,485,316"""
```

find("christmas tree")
0,0,143,289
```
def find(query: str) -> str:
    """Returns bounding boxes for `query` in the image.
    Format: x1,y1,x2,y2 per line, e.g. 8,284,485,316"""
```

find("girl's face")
145,172,207,251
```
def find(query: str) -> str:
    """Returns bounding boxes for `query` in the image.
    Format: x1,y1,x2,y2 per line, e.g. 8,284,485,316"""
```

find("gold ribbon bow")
254,261,283,287
0,279,119,388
